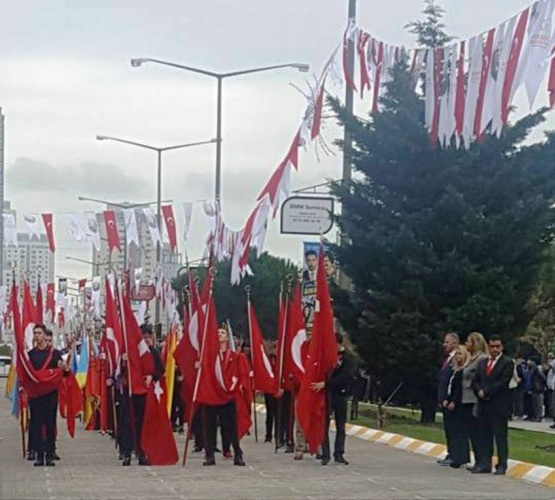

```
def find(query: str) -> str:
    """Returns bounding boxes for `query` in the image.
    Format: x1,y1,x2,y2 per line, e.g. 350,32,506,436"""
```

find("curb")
254,403,555,488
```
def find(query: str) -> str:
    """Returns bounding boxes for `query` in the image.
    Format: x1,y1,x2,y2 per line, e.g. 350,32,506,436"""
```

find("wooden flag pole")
245,286,258,443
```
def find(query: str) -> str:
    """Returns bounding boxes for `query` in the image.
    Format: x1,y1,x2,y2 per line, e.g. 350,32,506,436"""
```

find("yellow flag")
164,327,177,418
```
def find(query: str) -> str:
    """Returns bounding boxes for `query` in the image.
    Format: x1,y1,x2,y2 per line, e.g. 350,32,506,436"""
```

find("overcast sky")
1,0,552,282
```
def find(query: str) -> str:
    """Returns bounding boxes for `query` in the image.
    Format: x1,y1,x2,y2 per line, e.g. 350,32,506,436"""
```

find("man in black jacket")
471,335,514,475
437,332,459,466
320,333,354,466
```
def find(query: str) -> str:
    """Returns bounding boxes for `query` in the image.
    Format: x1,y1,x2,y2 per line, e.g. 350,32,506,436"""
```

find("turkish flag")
287,283,308,386
103,211,121,253
78,279,87,291
141,380,179,465
41,213,55,253
58,371,83,438
12,283,64,399
247,301,277,395
502,7,529,124
121,289,154,395
36,281,44,324
296,246,338,454
104,279,123,376
45,283,55,323
235,351,253,439
161,205,177,253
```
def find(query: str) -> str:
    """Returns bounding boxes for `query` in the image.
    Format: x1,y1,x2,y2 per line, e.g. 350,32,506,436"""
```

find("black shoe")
27,451,36,461
178,427,184,435
52,452,60,461
466,465,478,472
203,458,216,466
214,447,221,453
45,456,56,467
549,424,555,429
264,437,272,443
284,445,294,453
192,446,203,453
138,457,150,466
437,458,452,466
234,456,246,466
471,467,492,474
34,455,45,467
321,457,330,466
122,457,131,466
494,466,507,475
335,456,349,465
449,462,462,469
315,453,323,460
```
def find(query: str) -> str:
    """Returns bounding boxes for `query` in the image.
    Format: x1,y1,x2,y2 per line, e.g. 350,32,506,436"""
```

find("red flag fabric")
235,351,253,439
141,380,179,465
161,205,178,253
12,283,64,399
343,24,357,92
98,345,109,432
104,280,123,376
247,300,277,395
287,284,308,386
454,41,466,138
58,371,83,438
194,294,234,406
549,45,555,108
36,281,44,324
103,211,121,253
502,8,529,124
22,282,37,349
296,246,338,454
430,48,443,147
371,41,384,113
121,289,154,395
78,279,87,291
41,213,55,253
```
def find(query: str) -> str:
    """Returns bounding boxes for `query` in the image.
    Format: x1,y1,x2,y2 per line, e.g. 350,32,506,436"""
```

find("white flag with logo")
462,35,484,146
23,214,43,240
123,208,140,248
84,212,101,251
143,207,162,248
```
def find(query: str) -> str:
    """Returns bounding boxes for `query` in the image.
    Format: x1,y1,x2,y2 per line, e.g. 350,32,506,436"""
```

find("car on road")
0,355,12,377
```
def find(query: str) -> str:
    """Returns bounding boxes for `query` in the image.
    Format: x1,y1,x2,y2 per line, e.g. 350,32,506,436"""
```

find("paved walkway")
1,380,554,500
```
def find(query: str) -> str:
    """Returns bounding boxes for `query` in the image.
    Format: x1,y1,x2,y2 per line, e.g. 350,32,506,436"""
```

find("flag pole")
246,286,258,443
275,277,290,453
182,268,214,467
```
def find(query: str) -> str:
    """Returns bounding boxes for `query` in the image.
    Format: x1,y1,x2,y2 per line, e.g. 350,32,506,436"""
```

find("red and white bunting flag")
104,278,123,376
502,7,530,125
549,44,555,107
181,202,193,242
370,40,384,113
143,207,162,248
23,214,42,240
247,300,277,395
103,211,120,253
454,41,466,143
491,17,518,136
522,0,555,107
438,43,458,146
474,28,496,139
161,205,178,252
463,35,484,146
123,208,139,248
357,30,371,97
41,214,55,253
342,19,358,92
429,48,444,147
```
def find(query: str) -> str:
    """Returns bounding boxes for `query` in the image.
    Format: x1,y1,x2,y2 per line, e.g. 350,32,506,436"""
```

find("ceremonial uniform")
28,346,63,465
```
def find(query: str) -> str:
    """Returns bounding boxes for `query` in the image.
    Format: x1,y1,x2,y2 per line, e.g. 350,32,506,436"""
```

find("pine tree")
330,6,555,421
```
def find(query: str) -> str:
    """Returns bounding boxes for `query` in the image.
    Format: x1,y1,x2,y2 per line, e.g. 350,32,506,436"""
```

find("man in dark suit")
437,332,459,466
471,335,514,475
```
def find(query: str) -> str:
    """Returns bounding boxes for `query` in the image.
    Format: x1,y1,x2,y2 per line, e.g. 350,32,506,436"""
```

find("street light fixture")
129,58,310,202
95,135,216,330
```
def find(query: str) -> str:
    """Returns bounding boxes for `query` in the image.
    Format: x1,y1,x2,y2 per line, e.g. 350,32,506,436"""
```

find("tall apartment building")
1,202,55,292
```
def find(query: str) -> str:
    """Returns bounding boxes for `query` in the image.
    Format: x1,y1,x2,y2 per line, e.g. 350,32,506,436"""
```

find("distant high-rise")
0,109,5,286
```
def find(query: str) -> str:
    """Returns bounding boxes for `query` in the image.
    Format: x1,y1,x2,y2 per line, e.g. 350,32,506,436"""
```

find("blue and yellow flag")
75,338,90,389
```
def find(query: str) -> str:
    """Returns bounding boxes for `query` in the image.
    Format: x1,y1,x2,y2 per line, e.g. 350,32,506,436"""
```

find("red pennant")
36,281,44,324
45,283,55,323
357,31,371,98
371,41,384,113
103,211,121,252
161,205,178,253
342,25,357,92
474,28,495,139
430,48,443,148
41,214,55,253
78,279,87,290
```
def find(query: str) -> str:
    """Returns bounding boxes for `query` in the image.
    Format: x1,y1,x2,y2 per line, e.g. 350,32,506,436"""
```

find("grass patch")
348,403,555,468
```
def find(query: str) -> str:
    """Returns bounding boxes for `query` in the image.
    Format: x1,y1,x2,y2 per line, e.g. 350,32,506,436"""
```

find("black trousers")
119,393,147,459
278,391,294,446
171,381,185,428
449,406,470,465
28,391,58,457
205,401,242,460
441,407,455,458
264,393,278,440
322,394,347,460
477,408,509,469
460,403,484,467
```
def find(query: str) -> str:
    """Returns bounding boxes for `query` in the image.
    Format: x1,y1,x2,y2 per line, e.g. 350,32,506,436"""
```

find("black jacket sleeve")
327,352,354,395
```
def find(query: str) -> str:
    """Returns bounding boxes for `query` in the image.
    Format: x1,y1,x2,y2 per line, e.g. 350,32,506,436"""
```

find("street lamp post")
95,135,217,331
129,58,310,202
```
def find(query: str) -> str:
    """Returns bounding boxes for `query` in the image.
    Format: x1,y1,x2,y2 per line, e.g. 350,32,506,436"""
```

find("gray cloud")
7,157,150,199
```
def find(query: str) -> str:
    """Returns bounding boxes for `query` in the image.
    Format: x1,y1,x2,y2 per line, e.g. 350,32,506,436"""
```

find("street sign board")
280,196,334,235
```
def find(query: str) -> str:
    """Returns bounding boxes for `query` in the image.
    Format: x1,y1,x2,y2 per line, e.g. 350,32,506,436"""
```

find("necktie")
441,356,450,369
486,357,495,376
